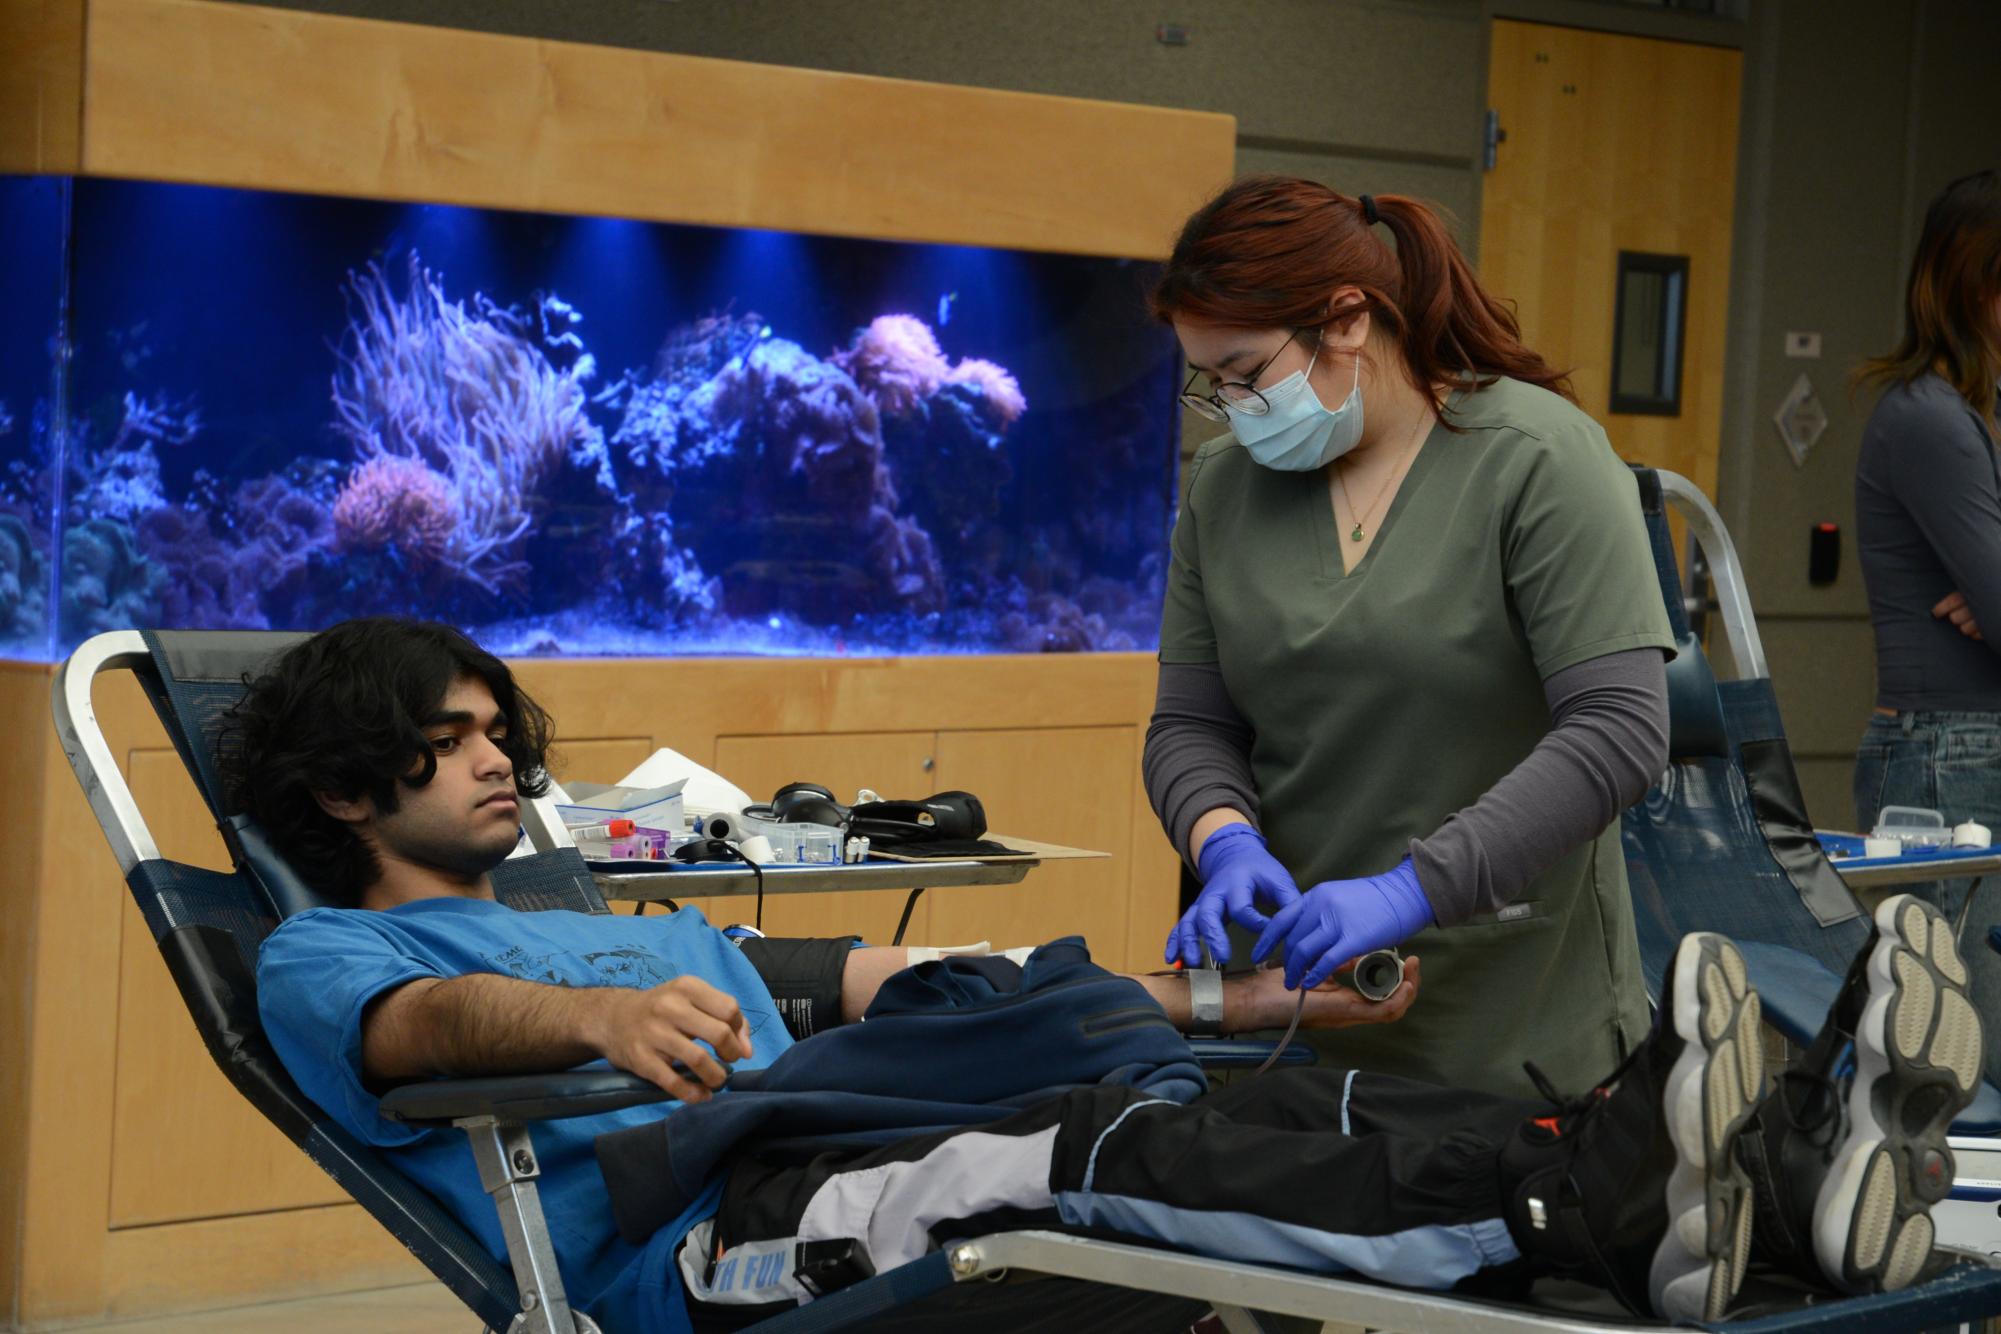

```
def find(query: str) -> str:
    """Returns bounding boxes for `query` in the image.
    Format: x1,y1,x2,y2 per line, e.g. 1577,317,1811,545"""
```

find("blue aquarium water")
0,176,1180,662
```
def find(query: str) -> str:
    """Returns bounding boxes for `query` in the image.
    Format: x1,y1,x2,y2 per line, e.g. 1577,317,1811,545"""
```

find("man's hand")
1935,590,1983,641
586,976,754,1104
1229,954,1422,1031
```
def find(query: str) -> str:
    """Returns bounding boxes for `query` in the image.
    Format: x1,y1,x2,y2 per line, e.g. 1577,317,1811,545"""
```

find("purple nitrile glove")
1163,823,1302,968
1252,857,1435,991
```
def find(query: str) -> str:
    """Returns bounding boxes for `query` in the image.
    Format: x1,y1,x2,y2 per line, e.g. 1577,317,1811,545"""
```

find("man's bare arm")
837,946,1421,1032
362,972,753,1105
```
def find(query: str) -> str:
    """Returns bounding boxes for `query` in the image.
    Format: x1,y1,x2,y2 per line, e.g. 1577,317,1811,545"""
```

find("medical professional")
1852,168,2001,1075
1145,177,1675,1097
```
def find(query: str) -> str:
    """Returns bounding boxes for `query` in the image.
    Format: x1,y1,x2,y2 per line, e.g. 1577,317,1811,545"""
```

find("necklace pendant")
1350,523,1365,543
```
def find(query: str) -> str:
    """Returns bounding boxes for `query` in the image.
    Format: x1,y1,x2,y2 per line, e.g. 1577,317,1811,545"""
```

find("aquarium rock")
61,517,165,637
0,512,47,643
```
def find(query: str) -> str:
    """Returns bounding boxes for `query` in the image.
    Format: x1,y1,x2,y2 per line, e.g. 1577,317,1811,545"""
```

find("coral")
135,506,270,630
231,472,336,561
944,357,1027,428
331,254,602,594
61,517,165,637
996,590,1137,654
0,510,47,644
610,313,769,488
68,392,199,522
332,456,460,573
832,315,950,418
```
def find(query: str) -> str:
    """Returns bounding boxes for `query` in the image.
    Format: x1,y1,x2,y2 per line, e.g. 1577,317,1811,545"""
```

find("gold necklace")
1334,412,1429,543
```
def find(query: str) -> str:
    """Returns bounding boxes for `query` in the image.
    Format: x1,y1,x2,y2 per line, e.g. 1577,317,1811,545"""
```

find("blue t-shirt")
256,898,793,1334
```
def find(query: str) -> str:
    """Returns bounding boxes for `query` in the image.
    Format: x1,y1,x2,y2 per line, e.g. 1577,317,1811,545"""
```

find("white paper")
617,747,755,818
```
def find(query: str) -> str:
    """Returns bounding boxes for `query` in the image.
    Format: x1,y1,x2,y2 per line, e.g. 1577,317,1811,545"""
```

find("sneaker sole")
1651,933,1763,1322
1813,894,1984,1294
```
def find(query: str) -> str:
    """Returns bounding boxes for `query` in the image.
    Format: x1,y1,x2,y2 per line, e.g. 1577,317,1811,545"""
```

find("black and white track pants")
681,1066,1538,1321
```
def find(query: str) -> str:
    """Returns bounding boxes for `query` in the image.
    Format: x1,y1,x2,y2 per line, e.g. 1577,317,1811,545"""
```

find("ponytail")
1366,195,1575,407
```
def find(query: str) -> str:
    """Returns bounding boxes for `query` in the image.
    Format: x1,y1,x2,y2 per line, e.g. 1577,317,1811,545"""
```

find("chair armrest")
1189,1039,1316,1070
380,1070,672,1125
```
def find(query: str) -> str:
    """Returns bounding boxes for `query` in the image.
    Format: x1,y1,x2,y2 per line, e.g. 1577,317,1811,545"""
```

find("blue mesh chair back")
123,857,523,1330
99,630,619,1329
1617,471,1871,999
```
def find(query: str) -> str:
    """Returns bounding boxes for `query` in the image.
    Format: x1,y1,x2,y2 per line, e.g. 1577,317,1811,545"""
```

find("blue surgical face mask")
1226,346,1364,472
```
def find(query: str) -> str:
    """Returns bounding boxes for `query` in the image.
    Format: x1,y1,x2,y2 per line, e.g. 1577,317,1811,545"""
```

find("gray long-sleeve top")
1857,373,2001,710
1142,646,1668,925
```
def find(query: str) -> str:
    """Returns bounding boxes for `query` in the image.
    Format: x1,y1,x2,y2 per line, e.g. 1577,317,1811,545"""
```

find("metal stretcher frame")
1651,470,2001,1270
53,625,2001,1334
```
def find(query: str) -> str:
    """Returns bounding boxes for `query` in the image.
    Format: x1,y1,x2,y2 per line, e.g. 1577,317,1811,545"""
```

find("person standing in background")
1853,167,2001,1077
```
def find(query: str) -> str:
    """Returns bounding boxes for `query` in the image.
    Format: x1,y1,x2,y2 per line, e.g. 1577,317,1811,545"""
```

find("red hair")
1151,176,1574,417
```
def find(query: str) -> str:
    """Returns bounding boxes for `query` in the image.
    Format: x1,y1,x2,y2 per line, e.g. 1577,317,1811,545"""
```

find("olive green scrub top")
1160,376,1674,1099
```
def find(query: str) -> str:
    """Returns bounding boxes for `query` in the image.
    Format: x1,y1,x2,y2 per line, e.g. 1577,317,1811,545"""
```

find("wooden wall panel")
75,0,1234,259
96,1203,421,1322
108,750,347,1229
0,0,86,172
547,736,657,789
15,674,139,1322
0,665,56,1321
931,726,1138,972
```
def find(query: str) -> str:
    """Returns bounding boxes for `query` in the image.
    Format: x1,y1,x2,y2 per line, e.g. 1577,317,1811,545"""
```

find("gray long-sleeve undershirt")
1142,647,1669,926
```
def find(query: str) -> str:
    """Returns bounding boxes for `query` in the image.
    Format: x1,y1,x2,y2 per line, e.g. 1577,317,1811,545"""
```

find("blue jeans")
1854,710,2001,1078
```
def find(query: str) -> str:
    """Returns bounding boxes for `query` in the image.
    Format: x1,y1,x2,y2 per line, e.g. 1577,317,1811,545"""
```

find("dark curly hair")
219,618,554,907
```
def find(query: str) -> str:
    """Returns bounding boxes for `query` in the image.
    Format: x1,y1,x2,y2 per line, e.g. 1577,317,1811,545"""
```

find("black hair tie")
1359,194,1380,226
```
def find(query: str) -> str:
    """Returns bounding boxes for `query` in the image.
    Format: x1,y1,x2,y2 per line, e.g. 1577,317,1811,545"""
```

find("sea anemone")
832,315,950,418
331,254,597,593
945,357,1027,428
332,456,459,572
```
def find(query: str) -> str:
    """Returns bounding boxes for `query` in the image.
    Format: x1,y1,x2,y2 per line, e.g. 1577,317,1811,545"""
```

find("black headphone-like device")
751,782,988,845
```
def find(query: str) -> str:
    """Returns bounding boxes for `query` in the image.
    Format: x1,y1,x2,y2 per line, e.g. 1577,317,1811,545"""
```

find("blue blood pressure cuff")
730,934,859,1041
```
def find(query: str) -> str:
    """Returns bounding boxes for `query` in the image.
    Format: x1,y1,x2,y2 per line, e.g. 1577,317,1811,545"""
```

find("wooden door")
1480,19,1741,495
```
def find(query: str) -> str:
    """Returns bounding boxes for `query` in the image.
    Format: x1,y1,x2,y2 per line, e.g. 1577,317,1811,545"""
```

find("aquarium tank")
0,176,1181,663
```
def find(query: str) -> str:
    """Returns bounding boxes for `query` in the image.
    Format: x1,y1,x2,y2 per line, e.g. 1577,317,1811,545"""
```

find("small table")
1817,832,2001,891
591,835,1106,945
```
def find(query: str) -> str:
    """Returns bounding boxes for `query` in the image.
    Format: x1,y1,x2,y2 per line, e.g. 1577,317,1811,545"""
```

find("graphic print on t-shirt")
479,942,675,988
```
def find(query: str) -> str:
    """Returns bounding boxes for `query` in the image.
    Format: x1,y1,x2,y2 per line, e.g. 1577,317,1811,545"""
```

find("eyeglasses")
1179,329,1314,422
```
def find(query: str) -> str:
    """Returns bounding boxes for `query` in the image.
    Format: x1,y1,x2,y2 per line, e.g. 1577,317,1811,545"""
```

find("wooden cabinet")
930,727,1138,969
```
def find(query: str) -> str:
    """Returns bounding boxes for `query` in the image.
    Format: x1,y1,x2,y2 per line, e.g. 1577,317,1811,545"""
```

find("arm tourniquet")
731,935,857,1041
1411,647,1668,925
1143,661,1261,866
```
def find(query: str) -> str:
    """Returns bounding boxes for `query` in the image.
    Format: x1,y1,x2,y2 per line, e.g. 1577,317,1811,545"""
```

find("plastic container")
732,811,845,864
1871,806,1953,851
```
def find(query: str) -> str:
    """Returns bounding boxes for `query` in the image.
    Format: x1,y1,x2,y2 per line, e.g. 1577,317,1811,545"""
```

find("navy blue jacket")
595,938,1204,1243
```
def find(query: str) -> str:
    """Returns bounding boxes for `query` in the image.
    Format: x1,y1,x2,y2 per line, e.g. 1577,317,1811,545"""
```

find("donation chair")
1621,467,2001,1259
58,627,2001,1333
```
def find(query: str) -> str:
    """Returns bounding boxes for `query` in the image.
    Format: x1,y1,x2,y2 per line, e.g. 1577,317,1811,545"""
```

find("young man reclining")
231,618,1984,1333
